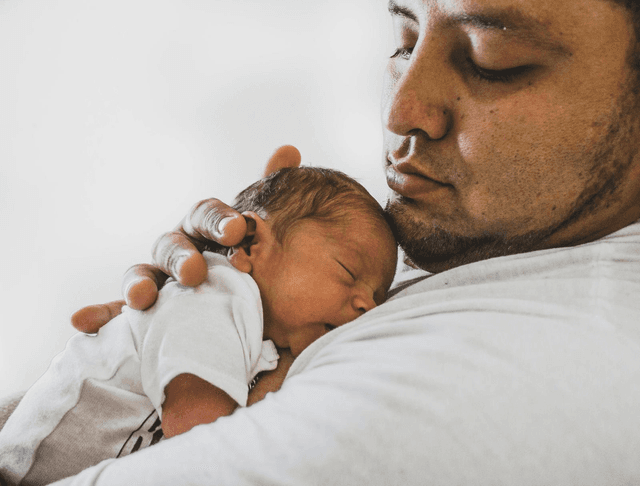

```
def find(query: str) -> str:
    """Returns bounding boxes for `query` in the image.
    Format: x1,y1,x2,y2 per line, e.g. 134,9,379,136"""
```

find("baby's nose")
351,290,376,315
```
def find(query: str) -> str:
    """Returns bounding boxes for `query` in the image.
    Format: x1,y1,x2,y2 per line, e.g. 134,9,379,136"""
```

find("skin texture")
230,213,398,357
162,373,238,439
160,347,293,438
383,0,640,272
246,348,295,406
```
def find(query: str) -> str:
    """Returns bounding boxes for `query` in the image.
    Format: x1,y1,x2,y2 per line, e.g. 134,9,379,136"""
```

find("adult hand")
71,145,302,334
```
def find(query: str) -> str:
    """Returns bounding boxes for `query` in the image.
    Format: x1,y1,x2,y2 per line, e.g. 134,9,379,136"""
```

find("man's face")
382,0,640,272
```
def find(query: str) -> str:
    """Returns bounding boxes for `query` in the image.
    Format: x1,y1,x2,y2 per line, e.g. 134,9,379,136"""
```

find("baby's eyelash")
338,262,356,281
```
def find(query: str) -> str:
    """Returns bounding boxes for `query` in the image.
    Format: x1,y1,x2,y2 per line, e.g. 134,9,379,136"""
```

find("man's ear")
228,211,273,274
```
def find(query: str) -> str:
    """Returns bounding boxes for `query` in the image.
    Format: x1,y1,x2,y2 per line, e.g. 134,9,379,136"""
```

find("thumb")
262,145,302,177
71,300,125,334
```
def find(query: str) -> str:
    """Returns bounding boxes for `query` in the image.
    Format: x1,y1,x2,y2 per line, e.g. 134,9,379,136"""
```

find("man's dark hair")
232,166,393,245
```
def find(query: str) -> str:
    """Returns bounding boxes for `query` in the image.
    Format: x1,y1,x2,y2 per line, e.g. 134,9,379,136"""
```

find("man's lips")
385,161,451,199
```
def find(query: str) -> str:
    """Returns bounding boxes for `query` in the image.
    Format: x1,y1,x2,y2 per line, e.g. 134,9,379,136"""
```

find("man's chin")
384,198,549,273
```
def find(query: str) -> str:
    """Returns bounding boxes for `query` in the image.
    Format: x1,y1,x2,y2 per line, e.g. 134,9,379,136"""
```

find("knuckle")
151,232,179,265
105,301,125,319
192,199,233,239
191,198,224,222
123,263,155,278
153,232,194,275
173,199,221,241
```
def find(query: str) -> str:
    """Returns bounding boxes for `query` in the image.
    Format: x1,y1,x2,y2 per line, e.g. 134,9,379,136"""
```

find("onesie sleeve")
139,258,265,413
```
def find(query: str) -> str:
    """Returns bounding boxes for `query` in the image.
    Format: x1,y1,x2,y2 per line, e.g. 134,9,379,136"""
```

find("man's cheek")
462,178,543,231
462,186,523,231
465,189,494,222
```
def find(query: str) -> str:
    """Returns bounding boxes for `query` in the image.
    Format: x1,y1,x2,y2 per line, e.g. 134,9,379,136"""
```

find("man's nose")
382,38,453,140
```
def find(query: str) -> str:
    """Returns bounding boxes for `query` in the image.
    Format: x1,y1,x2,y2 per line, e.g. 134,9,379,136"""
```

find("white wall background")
0,0,393,396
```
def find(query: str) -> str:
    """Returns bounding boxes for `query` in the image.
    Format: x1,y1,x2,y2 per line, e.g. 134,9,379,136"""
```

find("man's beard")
384,82,640,274
384,200,552,272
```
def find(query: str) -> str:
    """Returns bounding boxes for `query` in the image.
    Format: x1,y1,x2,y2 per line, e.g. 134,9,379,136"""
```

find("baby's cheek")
312,286,349,318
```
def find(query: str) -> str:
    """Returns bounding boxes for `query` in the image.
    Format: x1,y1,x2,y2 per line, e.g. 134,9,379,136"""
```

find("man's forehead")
387,0,583,53
388,0,583,28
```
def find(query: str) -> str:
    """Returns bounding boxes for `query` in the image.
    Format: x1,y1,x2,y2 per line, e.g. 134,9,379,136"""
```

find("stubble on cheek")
550,84,640,240
385,82,640,272
384,197,551,272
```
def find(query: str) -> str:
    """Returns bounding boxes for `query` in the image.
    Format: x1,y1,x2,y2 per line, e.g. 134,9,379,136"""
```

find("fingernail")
217,216,233,235
174,254,188,272
124,278,146,305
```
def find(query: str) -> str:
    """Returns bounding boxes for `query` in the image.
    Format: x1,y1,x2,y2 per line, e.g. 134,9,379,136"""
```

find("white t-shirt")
50,220,640,486
0,253,278,486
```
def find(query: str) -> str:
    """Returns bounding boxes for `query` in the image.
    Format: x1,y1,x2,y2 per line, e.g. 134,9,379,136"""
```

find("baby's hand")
247,348,295,406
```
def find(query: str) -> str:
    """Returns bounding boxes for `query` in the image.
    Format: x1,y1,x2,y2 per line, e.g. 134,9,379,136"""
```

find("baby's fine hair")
233,166,392,244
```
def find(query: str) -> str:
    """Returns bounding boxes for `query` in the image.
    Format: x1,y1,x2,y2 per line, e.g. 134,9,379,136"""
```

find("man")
10,0,640,483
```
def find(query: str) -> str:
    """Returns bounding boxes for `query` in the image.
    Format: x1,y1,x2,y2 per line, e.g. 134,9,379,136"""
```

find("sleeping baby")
0,166,397,485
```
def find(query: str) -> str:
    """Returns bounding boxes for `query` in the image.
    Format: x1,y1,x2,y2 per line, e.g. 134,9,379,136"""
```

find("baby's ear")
228,212,272,274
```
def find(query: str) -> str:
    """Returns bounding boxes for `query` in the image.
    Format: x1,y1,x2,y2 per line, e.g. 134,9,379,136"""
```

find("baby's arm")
161,373,237,438
139,254,277,438
162,347,293,438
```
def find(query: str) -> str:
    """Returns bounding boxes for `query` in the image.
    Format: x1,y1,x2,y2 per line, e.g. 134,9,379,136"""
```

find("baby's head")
228,167,398,356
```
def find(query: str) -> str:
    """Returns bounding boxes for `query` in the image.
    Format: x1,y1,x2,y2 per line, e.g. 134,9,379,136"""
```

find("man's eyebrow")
387,1,418,23
450,10,570,54
387,2,544,31
449,10,546,32
387,2,570,55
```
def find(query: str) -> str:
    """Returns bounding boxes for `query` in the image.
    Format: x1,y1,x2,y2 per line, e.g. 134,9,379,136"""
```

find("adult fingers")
180,198,248,248
122,263,169,310
71,300,126,334
262,145,302,177
150,145,300,287
152,199,247,287
71,262,169,333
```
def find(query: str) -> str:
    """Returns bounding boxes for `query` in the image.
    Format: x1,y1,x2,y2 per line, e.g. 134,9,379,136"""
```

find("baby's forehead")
312,213,397,261
342,210,393,237
315,210,390,239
